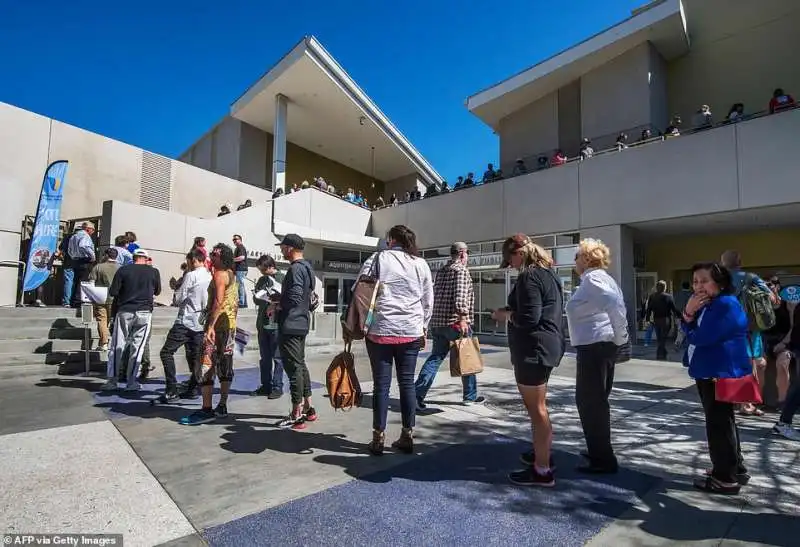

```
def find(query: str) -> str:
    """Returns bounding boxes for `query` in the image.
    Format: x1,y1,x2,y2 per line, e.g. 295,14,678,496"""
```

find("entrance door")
323,277,339,313
635,272,658,328
322,275,358,314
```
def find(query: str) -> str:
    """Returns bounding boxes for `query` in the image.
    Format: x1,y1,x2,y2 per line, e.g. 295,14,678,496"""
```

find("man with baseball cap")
274,233,318,429
415,241,485,408
103,248,161,391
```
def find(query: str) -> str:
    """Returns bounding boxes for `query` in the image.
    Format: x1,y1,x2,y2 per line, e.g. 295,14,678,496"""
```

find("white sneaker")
100,379,118,391
463,396,486,406
96,344,109,352
124,382,141,392
773,422,800,441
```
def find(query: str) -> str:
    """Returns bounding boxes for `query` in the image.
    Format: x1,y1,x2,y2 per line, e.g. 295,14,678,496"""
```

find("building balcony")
372,107,800,248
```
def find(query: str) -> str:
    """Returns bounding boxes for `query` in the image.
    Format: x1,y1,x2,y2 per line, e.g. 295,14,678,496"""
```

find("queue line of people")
85,222,797,496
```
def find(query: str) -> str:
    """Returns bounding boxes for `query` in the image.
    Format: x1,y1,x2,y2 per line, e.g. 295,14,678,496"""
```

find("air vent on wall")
140,151,172,210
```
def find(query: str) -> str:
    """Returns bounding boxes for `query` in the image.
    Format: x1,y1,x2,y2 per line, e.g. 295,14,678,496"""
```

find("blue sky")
0,0,643,182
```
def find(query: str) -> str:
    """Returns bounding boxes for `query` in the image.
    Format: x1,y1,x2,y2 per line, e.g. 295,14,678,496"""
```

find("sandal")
693,475,740,495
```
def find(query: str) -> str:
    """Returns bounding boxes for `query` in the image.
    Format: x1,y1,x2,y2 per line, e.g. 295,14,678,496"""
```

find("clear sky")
0,0,643,183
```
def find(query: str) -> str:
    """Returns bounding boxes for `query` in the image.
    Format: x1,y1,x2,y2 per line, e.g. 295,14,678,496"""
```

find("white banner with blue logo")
23,160,69,292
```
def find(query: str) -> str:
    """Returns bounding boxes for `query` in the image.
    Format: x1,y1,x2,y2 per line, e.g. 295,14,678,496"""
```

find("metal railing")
372,103,800,209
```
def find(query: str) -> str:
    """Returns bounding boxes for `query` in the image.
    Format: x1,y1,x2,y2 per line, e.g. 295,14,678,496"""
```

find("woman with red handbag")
682,262,754,495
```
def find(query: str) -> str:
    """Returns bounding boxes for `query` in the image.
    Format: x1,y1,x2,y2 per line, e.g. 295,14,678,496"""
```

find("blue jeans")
415,326,478,402
62,268,74,306
236,270,248,307
366,339,420,431
258,328,284,391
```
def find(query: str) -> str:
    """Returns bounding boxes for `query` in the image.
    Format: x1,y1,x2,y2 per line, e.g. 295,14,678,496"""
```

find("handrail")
0,260,26,307
372,103,800,210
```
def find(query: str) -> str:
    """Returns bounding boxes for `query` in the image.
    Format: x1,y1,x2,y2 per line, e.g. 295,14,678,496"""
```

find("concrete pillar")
271,94,288,192
580,224,636,332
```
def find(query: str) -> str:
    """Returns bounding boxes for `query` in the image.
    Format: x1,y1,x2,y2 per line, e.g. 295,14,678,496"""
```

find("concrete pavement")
1,343,798,546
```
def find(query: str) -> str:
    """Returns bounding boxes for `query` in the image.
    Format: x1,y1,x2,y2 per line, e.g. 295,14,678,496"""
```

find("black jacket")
109,264,161,315
278,259,314,336
507,266,565,368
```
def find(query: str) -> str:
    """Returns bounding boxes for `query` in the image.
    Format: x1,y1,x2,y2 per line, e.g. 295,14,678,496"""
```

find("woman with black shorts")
492,234,565,487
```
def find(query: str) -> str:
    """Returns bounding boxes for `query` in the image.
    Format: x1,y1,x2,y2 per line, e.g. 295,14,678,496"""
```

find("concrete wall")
372,107,800,249
557,80,582,156
384,173,420,199
0,102,274,306
272,188,377,248
580,225,636,331
580,42,653,145
239,122,268,189
649,44,669,134
667,6,800,129
101,200,284,306
497,91,559,170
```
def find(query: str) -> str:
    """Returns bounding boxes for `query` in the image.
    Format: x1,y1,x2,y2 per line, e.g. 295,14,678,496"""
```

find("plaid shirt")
429,259,474,328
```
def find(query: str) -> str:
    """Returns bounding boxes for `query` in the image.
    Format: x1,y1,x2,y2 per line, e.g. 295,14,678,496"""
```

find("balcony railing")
372,103,800,209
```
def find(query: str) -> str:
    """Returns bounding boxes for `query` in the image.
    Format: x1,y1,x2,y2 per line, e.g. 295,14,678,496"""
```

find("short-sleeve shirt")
234,244,248,272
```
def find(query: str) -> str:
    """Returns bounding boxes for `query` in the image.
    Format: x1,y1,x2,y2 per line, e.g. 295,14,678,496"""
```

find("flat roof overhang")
231,36,442,187
466,0,690,130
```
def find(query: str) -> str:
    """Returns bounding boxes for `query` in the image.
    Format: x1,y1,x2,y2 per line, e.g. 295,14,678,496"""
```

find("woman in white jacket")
358,225,433,456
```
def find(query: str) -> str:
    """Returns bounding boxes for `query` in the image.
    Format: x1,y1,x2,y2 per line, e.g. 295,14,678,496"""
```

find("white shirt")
565,268,629,347
173,268,212,332
358,249,433,338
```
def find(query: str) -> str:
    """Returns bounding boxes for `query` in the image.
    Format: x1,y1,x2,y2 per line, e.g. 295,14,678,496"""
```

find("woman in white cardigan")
357,225,433,456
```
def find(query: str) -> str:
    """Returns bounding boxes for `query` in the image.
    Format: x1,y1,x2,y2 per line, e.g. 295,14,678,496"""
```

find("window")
323,248,361,263
555,233,580,246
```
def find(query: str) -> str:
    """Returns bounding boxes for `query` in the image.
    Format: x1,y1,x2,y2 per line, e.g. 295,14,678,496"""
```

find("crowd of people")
40,218,800,495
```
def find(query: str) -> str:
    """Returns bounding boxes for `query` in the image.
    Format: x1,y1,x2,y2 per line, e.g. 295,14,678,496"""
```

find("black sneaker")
214,403,228,418
268,389,283,400
179,386,200,399
519,449,556,470
462,395,486,406
159,390,180,404
250,385,271,396
509,467,555,487
416,398,427,411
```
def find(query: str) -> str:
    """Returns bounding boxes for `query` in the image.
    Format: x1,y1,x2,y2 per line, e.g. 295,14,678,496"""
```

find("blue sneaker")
180,409,216,426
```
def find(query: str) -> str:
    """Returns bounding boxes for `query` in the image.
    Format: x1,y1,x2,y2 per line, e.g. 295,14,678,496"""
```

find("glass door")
340,276,357,314
323,277,339,313
635,272,658,329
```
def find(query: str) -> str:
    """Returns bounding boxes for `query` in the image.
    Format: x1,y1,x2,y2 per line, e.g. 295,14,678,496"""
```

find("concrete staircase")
0,306,343,375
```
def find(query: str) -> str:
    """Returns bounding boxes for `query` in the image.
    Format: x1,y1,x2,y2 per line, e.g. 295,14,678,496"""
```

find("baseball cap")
280,233,305,250
133,249,149,258
499,234,530,268
450,241,468,255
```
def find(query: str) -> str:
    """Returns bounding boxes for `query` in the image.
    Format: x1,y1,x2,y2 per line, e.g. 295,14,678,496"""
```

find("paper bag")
449,336,484,377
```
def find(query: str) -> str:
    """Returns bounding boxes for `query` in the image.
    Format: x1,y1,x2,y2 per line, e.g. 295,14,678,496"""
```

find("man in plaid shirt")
415,242,485,408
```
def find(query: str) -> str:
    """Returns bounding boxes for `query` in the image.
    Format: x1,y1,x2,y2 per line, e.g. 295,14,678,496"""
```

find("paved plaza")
1,344,798,546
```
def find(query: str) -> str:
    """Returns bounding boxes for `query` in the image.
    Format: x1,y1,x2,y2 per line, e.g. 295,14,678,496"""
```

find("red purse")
715,375,763,404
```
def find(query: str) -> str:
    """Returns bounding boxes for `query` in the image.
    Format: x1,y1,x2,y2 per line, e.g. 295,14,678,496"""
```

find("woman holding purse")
682,262,753,494
492,234,565,487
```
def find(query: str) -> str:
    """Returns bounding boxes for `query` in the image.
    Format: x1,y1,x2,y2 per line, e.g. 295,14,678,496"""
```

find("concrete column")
580,224,636,331
271,94,288,192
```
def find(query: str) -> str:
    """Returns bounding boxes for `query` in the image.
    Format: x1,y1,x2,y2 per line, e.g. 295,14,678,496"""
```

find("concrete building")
4,1,800,344
373,0,800,334
0,36,440,314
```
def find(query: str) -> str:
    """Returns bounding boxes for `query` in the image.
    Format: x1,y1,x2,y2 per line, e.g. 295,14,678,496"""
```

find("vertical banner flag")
22,160,69,292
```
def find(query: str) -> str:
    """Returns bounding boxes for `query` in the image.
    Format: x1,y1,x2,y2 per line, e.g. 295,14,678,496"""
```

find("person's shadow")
219,420,366,456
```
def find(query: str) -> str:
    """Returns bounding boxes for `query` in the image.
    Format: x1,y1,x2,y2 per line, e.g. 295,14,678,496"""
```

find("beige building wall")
0,102,273,306
667,6,800,127
383,173,420,200
372,107,800,249
497,91,559,171
181,116,387,201
580,42,656,147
